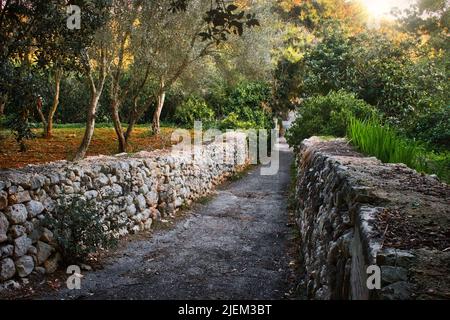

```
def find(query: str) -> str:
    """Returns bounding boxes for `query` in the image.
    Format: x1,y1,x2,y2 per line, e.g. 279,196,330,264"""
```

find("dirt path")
40,140,294,300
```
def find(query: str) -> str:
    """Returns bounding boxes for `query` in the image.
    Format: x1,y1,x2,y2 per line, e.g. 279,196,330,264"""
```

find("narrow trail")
43,140,294,300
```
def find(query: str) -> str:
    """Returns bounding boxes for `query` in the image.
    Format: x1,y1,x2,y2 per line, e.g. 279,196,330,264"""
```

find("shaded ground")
8,141,294,300
0,126,175,169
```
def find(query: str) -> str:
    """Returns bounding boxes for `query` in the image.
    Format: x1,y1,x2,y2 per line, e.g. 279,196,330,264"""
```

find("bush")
218,112,256,130
206,81,273,130
286,90,376,146
44,198,119,264
405,106,450,151
174,96,215,128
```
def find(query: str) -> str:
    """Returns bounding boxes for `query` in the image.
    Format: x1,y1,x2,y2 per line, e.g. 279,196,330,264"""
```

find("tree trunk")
110,98,128,153
151,78,165,135
125,97,139,143
35,100,47,135
0,94,6,117
45,69,62,138
73,92,101,161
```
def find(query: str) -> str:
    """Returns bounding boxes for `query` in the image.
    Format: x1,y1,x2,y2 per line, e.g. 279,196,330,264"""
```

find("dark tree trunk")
110,98,128,153
45,69,62,138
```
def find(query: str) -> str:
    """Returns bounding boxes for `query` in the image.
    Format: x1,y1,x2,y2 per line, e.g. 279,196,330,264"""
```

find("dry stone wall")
294,137,450,300
0,133,248,283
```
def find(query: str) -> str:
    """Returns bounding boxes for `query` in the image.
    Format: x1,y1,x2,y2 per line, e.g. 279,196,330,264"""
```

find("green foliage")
212,81,273,130
348,117,450,183
218,112,256,130
286,90,376,146
348,117,420,167
44,198,119,264
174,96,215,128
405,106,450,150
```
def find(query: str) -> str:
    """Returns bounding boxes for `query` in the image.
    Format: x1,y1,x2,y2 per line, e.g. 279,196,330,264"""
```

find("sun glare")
360,0,407,19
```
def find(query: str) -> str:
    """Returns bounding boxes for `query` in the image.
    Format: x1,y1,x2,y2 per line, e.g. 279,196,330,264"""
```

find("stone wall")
294,137,450,300
0,133,248,283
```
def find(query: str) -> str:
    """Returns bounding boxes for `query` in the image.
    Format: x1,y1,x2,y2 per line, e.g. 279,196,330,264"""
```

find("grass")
348,117,450,183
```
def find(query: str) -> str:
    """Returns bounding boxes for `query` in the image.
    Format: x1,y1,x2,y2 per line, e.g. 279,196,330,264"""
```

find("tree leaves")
168,0,259,44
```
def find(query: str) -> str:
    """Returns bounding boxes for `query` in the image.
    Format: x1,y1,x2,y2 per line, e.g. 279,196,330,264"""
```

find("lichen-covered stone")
26,200,44,218
5,204,28,224
15,255,34,277
36,241,53,265
0,258,16,281
0,212,9,243
14,235,32,258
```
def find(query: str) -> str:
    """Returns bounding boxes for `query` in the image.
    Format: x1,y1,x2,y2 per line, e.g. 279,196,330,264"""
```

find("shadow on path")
44,140,294,300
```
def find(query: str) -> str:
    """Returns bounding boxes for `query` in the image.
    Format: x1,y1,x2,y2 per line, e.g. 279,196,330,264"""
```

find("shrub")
218,112,256,130
405,106,450,151
286,90,376,146
208,81,273,130
44,198,119,264
174,96,215,128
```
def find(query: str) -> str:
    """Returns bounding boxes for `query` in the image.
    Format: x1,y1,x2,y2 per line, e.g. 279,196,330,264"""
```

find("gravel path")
43,140,293,300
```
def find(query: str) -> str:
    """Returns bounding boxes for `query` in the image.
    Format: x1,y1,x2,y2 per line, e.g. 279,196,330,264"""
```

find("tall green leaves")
348,117,450,183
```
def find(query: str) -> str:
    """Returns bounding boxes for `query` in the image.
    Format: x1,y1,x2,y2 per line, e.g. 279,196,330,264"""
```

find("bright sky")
359,0,415,19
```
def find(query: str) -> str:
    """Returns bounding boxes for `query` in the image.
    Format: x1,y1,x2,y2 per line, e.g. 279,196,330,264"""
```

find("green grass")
348,117,449,183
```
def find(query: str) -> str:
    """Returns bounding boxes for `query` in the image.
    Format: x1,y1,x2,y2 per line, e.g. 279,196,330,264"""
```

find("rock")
84,190,98,201
30,176,44,190
135,194,147,211
0,181,5,191
9,191,31,204
95,173,109,188
0,191,8,210
0,212,8,243
0,244,14,258
145,191,158,206
23,221,34,233
34,267,46,275
0,279,21,290
63,185,74,194
5,204,28,224
381,266,408,285
381,281,414,300
0,258,16,281
126,204,137,217
15,255,34,277
44,253,61,274
43,197,55,211
9,225,26,238
26,200,44,218
40,228,54,244
377,249,415,268
14,235,32,257
80,263,92,271
36,241,53,265
27,245,37,256
151,208,161,221
144,218,153,230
